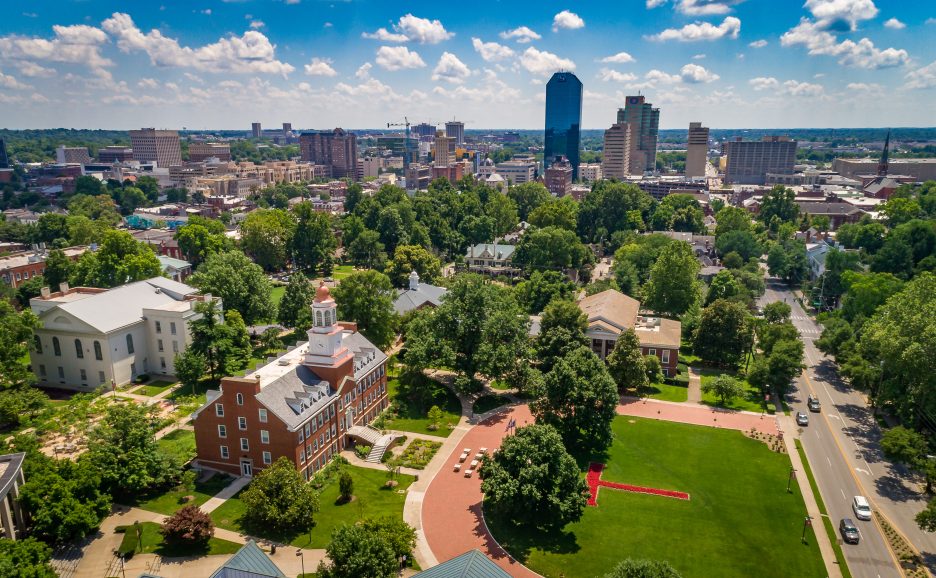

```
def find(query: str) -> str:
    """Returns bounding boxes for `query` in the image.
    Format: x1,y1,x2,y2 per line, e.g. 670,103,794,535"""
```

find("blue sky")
0,0,933,129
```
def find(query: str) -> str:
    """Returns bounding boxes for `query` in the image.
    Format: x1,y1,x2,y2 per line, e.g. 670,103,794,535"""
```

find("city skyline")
0,0,934,130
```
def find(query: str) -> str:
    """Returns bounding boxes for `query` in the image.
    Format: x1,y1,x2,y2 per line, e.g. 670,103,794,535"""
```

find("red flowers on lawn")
586,462,690,506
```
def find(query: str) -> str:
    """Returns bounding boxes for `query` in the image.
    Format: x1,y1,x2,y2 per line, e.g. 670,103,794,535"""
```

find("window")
238,417,247,430
220,445,229,459
170,322,177,335
319,434,324,447
160,357,166,369
299,449,306,463
318,414,323,428
259,409,267,423
261,430,269,444
218,425,227,438
39,364,46,377
262,451,272,465
307,443,313,456
94,341,103,360
662,349,670,364
126,334,134,354
331,424,336,437
304,423,311,438
80,369,87,382
313,439,318,452
240,438,249,451
648,348,656,357
52,337,61,357
215,403,224,417
57,366,64,379
34,336,42,354
157,339,164,352
236,393,244,406
155,321,162,333
98,371,105,383
172,341,178,353
74,339,83,358
298,429,304,443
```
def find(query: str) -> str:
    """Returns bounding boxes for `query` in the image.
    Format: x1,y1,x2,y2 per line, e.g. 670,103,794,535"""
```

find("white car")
796,412,809,426
852,496,872,521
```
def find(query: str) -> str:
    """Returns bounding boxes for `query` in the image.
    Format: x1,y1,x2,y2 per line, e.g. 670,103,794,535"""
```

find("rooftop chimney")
59,282,69,293
40,286,51,299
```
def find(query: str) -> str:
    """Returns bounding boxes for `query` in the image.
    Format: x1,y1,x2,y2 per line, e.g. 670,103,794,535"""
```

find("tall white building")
579,163,603,183
686,122,710,178
495,160,536,185
129,128,182,168
29,277,215,391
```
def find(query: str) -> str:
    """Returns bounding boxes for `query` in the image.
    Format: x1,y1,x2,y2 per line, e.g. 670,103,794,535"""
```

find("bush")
116,523,142,558
399,439,442,470
427,405,443,431
354,444,372,460
160,505,214,547
338,471,354,503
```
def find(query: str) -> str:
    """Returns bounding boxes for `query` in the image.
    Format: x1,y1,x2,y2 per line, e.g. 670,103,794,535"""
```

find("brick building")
299,129,358,180
193,283,389,479
0,246,87,289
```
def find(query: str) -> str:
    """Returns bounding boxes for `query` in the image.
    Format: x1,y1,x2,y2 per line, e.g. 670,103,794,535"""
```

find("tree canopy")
189,250,275,325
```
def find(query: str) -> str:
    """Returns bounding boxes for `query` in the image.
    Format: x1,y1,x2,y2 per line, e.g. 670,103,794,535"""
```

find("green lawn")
473,394,512,414
134,471,235,516
380,375,461,437
699,369,775,414
489,380,511,391
330,265,355,280
157,429,197,465
398,439,442,470
487,417,826,578
270,285,286,308
211,465,414,548
639,381,689,402
136,380,177,397
135,521,242,557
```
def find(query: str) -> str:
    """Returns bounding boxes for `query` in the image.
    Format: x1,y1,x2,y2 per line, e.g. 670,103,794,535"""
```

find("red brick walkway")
618,398,780,436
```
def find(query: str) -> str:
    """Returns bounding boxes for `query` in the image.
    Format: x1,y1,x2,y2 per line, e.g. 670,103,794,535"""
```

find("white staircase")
366,434,396,463
347,425,381,446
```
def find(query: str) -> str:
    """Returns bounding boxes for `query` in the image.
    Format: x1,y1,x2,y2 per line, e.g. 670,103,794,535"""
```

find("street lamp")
801,515,812,544
296,549,305,577
787,466,796,493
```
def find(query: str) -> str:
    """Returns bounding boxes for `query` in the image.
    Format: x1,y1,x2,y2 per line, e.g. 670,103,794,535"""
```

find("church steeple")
304,282,352,368
878,129,890,177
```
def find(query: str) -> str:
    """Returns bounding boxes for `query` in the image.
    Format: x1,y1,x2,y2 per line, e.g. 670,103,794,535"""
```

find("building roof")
795,202,863,216
466,243,516,261
209,540,286,578
394,283,447,314
0,453,24,499
578,289,640,332
0,246,87,273
157,255,192,270
413,550,511,578
635,317,682,349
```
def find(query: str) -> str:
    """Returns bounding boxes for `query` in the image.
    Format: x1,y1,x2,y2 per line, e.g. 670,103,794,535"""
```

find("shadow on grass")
479,503,580,563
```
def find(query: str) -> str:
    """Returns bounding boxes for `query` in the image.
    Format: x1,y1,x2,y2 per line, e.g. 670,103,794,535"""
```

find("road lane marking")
840,489,847,499
827,457,833,467
857,468,871,476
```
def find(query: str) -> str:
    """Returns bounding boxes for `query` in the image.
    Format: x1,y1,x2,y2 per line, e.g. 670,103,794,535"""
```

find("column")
0,495,15,540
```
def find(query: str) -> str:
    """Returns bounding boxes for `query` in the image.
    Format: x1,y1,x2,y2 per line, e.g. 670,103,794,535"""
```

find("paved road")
761,279,906,578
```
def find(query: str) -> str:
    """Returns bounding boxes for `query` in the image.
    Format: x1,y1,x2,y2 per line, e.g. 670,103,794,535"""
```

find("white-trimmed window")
240,438,249,451
304,423,311,438
220,445,229,459
155,321,162,333
218,425,227,438
262,451,272,465
236,393,244,406
170,322,177,335
648,348,657,357
260,430,270,444
215,403,224,417
238,417,247,430
299,448,306,463
259,408,268,423
158,339,164,352
662,349,671,364
38,364,46,377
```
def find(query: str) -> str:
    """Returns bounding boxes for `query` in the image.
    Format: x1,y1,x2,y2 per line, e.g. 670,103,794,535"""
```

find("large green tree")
0,538,57,578
385,244,442,288
277,272,314,329
643,241,701,318
512,225,594,272
239,208,296,271
291,202,337,275
332,270,397,349
0,299,38,389
714,206,752,237
578,181,655,242
507,182,551,221
515,270,576,314
536,299,589,372
71,230,163,288
758,185,799,225
240,457,319,535
529,196,579,231
174,217,229,267
607,328,649,393
189,250,275,325
19,458,111,544
317,522,397,578
693,299,753,368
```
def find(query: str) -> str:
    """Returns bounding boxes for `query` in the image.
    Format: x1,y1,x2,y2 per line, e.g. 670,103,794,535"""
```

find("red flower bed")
586,462,689,506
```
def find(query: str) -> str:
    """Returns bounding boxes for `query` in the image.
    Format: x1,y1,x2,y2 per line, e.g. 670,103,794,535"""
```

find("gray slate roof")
413,549,511,578
796,202,863,216
393,283,447,314
209,540,286,578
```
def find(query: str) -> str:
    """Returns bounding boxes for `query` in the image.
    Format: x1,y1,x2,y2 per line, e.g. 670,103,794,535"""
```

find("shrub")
160,505,214,547
354,444,372,460
338,471,354,503
427,405,443,431
116,522,142,558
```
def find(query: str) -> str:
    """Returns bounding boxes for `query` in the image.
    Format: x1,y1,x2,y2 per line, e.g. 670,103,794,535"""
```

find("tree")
292,202,337,275
578,181,655,242
643,241,701,318
240,457,319,535
0,300,38,389
338,471,354,503
644,354,664,384
174,350,206,396
512,225,593,272
35,213,69,244
693,300,753,368
385,244,442,288
67,193,121,227
651,194,705,233
259,326,284,355
188,300,247,382
0,538,57,578
42,248,72,289
484,191,519,236
84,403,172,498
749,338,804,394
277,272,314,329
715,230,761,262
604,559,683,578
189,251,275,325
239,209,296,271
916,498,936,532
704,269,745,306
507,182,551,221
0,387,49,429
607,329,648,393
332,270,397,349
701,374,744,406
758,185,799,225
479,423,588,529
762,301,791,325
160,505,214,548
839,271,903,323
71,230,162,288
317,523,397,578
529,196,579,231
175,221,228,267
74,175,106,196
359,516,417,562
515,270,576,314
766,240,809,284
348,229,387,270
721,251,744,269
533,346,619,452
427,405,443,430
715,206,751,238
18,458,110,544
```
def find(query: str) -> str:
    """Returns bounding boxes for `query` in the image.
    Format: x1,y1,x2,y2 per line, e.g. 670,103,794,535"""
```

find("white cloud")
647,0,741,15
814,73,826,78
432,52,471,83
804,0,878,31
749,76,779,90
471,38,514,62
927,18,936,25
782,79,824,97
324,22,333,28
15,61,56,78
883,18,906,30
597,68,637,82
781,18,909,69
183,72,203,83
519,47,575,76
362,28,409,43
137,77,159,89
200,9,212,15
375,45,426,71
0,23,112,78
249,20,265,29
500,26,541,43
904,60,936,90
0,71,31,90
304,57,336,76
749,39,767,48
355,62,372,79
680,63,719,83
101,12,295,76
692,53,706,59
397,14,454,44
600,52,635,64
552,10,585,32
846,82,882,91
647,0,667,7
645,69,681,83
649,16,741,42
432,69,522,103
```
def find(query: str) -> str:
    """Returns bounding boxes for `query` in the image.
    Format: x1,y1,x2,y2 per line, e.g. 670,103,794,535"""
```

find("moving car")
807,395,821,412
796,411,809,426
852,496,872,521
839,518,860,544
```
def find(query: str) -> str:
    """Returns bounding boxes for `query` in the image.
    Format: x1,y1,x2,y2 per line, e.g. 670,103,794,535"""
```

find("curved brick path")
420,399,780,577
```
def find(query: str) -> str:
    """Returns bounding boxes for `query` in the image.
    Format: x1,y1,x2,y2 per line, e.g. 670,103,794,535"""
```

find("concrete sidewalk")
687,367,702,404
200,475,251,514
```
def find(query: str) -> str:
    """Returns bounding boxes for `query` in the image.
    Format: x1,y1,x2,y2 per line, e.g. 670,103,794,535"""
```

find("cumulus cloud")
749,76,779,90
846,82,883,91
649,16,741,42
432,69,522,103
647,0,667,7
553,10,585,32
375,45,426,71
137,77,159,89
471,38,514,62
781,18,909,69
680,63,719,83
597,68,637,82
0,23,112,77
0,71,32,90
804,0,878,31
304,57,337,76
692,53,706,59
646,0,741,16
645,69,682,83
749,39,767,48
15,61,56,78
519,47,575,76
500,26,541,43
249,21,265,29
904,60,936,90
600,52,635,64
362,28,409,42
782,79,824,96
355,62,372,79
432,52,471,83
883,18,906,30
364,14,453,44
101,12,295,76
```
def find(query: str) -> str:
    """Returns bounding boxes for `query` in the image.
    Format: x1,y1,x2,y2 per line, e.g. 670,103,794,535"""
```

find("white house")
29,277,216,391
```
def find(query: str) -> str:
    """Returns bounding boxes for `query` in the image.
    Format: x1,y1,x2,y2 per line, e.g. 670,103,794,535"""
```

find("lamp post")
296,549,305,577
787,466,796,494
801,515,812,544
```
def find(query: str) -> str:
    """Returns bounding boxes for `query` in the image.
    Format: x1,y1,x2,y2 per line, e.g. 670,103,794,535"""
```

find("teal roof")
157,255,192,269
414,550,512,578
209,540,287,578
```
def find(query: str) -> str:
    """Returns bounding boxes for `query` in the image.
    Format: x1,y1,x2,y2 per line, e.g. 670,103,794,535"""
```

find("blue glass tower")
544,71,583,180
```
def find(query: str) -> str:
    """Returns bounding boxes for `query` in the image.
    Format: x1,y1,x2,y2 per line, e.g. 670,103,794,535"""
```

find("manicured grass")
381,375,461,437
795,439,853,578
330,265,355,280
211,465,414,548
639,381,689,403
134,471,235,516
489,380,511,391
136,380,177,397
699,369,775,414
136,521,242,557
472,394,512,414
487,417,826,578
157,429,197,465
398,439,442,470
270,285,286,308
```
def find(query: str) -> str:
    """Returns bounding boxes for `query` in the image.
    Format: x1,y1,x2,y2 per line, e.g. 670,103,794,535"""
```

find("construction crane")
386,117,414,171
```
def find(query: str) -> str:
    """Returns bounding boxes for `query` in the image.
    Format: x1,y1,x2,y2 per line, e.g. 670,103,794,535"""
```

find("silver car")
796,411,809,426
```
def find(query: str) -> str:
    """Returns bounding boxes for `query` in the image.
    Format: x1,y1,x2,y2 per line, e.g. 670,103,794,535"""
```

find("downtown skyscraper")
544,71,583,180
616,95,660,174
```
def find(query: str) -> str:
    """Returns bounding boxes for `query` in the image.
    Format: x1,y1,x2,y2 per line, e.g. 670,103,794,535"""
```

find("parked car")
852,496,872,521
807,395,821,412
839,518,860,544
796,412,809,426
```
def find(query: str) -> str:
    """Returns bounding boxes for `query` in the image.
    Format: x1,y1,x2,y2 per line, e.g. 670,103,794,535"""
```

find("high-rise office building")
299,128,358,179
55,146,92,165
98,146,133,163
413,123,435,139
601,122,632,180
251,123,262,139
0,138,8,168
129,128,182,168
544,72,583,180
445,121,465,146
189,142,232,162
616,95,660,174
685,122,709,178
433,132,454,167
545,157,573,197
722,136,796,185
282,123,292,136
